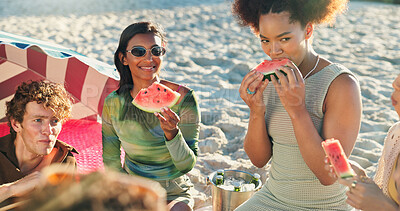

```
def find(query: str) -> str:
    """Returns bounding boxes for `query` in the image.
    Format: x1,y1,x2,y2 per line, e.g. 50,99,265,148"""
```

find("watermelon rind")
339,172,355,179
262,70,288,81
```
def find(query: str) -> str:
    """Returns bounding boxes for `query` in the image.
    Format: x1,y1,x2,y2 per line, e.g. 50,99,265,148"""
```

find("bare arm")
240,71,272,167
0,171,42,203
273,62,362,185
291,74,361,185
244,111,272,167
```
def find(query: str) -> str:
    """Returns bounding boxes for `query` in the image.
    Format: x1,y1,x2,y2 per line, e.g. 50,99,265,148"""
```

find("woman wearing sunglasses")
233,0,362,210
102,22,200,211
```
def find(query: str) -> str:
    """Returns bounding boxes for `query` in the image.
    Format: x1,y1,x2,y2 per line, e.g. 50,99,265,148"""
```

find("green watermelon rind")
339,172,355,179
253,58,289,81
262,70,288,81
132,92,180,113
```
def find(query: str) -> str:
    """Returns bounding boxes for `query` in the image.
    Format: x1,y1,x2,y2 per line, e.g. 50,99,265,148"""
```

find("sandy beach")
0,0,399,209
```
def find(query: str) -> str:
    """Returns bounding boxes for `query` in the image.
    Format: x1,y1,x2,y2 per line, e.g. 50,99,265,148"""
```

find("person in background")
328,74,400,211
21,168,168,211
0,80,77,206
232,0,362,210
102,22,200,211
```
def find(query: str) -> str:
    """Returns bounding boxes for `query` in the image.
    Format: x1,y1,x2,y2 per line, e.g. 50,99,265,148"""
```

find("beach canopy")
0,30,119,121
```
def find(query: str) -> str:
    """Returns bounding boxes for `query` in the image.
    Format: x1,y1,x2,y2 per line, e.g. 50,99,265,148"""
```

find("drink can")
233,181,240,192
251,173,260,185
216,175,224,185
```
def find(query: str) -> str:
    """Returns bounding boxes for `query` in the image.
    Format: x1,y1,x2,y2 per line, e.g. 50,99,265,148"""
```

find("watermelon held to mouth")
253,58,289,81
132,82,181,113
321,138,356,179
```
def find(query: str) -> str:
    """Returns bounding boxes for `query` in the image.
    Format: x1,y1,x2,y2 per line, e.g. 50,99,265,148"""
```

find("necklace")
303,55,320,79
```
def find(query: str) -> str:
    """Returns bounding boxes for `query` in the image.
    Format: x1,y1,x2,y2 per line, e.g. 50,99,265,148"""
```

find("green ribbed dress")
236,64,357,211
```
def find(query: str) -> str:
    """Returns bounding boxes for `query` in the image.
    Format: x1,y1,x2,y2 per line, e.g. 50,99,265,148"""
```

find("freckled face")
258,12,307,66
12,102,62,156
121,33,164,83
391,74,400,117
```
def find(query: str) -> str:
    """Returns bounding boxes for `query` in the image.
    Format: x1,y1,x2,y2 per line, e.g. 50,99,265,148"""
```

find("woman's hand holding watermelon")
270,62,307,119
239,70,269,114
324,153,398,210
154,107,180,141
338,178,397,211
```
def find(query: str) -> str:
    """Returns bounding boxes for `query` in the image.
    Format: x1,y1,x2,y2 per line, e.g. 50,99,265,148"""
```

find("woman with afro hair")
232,0,362,210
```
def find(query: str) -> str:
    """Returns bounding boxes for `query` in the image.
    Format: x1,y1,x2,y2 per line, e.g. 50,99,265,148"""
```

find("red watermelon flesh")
132,82,181,113
253,58,289,81
321,138,355,179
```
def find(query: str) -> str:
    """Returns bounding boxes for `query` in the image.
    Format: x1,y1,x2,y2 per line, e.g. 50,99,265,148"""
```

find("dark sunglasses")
126,46,166,57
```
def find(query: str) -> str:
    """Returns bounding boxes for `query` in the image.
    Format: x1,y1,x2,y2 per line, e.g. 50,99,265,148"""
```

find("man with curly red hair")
0,80,78,206
232,0,361,210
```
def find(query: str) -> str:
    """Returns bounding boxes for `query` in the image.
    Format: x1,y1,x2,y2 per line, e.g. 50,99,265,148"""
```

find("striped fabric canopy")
0,30,120,121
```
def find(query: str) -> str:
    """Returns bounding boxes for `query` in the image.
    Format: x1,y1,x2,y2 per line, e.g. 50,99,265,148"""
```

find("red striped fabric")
65,57,89,102
27,47,47,77
0,43,119,121
98,77,119,115
0,58,6,65
0,44,5,59
0,70,44,99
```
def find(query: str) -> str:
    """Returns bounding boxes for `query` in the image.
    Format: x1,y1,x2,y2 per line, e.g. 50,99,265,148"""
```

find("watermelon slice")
321,138,355,179
132,82,181,113
253,58,289,81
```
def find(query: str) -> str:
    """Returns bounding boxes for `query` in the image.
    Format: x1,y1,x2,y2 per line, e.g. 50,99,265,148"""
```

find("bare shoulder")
330,73,359,93
324,72,361,111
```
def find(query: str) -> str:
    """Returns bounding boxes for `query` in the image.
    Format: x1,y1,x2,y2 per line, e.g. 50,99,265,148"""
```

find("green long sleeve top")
102,88,200,181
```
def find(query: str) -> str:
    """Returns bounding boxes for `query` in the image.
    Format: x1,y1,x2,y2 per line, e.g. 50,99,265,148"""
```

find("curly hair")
232,0,348,33
6,80,72,136
114,21,167,94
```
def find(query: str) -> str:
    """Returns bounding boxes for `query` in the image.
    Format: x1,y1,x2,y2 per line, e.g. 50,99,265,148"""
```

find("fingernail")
160,108,165,112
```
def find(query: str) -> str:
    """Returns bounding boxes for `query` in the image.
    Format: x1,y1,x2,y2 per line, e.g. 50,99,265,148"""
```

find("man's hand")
10,171,42,197
0,171,43,203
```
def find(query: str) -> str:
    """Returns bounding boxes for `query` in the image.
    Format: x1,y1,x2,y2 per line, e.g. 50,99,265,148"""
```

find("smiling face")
392,74,400,117
12,101,62,156
121,33,164,83
258,11,309,66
